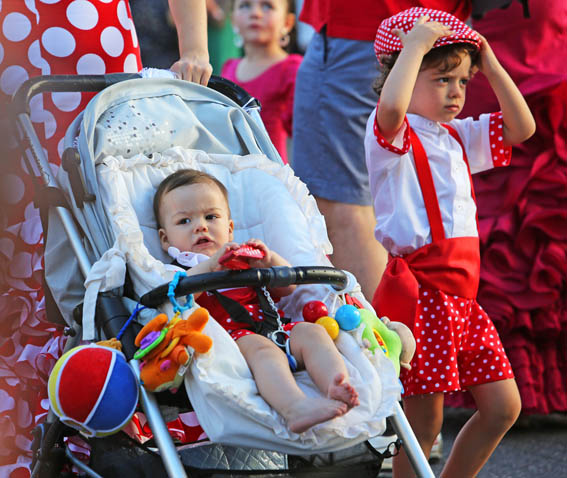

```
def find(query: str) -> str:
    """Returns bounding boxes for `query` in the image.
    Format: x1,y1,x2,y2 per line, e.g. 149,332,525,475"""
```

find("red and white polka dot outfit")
401,285,514,396
1,3,142,474
196,287,284,341
365,109,515,398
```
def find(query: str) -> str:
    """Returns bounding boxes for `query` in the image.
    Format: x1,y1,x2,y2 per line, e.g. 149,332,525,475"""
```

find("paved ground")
380,407,567,477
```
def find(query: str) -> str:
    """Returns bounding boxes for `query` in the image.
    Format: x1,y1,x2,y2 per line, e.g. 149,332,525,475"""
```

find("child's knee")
291,321,332,344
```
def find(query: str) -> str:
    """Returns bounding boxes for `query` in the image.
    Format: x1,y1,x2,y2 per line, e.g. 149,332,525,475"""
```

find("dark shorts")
292,32,378,206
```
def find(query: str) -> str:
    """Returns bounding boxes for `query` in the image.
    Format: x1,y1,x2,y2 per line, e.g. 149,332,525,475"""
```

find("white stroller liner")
42,78,400,456
94,148,400,454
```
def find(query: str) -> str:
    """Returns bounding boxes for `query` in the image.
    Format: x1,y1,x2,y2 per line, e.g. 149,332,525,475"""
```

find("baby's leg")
237,334,348,433
440,379,521,478
289,322,359,408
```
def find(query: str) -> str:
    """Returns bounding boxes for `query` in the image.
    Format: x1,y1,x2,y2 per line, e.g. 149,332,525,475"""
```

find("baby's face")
158,181,234,257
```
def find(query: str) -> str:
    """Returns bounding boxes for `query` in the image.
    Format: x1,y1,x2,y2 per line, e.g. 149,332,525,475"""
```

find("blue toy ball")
48,345,139,437
335,304,362,331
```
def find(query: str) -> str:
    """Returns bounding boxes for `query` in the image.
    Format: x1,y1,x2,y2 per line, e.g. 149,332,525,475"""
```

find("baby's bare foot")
328,373,359,409
284,397,348,434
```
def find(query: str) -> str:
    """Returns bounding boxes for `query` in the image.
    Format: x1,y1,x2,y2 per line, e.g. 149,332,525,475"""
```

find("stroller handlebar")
12,74,259,115
139,266,348,309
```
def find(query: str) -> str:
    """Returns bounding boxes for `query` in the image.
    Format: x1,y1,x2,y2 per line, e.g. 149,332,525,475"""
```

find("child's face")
407,51,472,123
232,0,293,47
158,182,234,257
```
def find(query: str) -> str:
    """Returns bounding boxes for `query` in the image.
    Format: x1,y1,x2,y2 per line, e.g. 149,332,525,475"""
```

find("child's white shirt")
364,110,511,256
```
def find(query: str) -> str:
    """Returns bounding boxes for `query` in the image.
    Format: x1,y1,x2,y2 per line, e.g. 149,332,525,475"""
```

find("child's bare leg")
289,322,359,408
237,334,348,433
440,379,521,478
392,393,444,478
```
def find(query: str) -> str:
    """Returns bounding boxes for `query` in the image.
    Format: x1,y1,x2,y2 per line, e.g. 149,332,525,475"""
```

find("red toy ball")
302,301,328,323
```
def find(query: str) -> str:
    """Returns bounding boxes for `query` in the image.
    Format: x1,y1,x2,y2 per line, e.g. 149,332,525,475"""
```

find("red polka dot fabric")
196,287,284,341
400,285,515,397
488,112,511,166
0,2,142,475
373,110,411,154
374,7,481,60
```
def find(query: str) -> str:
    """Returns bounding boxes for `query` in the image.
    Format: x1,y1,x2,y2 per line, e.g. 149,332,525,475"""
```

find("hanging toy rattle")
301,298,415,376
134,271,213,392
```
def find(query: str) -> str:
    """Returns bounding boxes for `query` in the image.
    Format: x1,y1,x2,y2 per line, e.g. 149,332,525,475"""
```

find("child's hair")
153,169,230,228
373,43,480,97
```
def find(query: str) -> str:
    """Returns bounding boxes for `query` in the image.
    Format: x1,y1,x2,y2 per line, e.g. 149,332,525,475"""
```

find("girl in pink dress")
221,0,301,164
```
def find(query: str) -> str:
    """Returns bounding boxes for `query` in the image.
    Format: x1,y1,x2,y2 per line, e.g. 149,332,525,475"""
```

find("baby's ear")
158,228,170,251
228,219,234,241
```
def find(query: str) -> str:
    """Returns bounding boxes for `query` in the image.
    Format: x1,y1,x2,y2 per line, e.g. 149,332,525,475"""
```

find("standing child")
154,169,359,434
365,8,535,478
221,0,301,164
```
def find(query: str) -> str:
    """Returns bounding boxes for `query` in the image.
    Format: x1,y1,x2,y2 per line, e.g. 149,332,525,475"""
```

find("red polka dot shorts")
401,285,515,397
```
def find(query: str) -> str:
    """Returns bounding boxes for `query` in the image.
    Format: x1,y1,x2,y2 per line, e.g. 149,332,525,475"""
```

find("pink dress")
447,1,567,414
221,55,302,164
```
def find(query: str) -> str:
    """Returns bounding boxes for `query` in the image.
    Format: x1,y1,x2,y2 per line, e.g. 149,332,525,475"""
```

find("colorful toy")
359,309,416,376
134,307,213,392
48,344,138,437
302,300,328,323
334,304,362,330
315,315,340,340
219,245,265,270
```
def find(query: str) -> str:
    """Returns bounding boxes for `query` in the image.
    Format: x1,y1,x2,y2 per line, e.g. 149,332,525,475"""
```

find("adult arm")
168,0,213,85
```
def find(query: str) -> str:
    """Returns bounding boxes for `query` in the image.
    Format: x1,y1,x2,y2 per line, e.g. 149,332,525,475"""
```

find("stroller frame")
12,74,434,478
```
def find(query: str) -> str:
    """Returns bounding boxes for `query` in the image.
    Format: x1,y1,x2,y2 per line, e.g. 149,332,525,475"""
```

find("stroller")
13,73,435,478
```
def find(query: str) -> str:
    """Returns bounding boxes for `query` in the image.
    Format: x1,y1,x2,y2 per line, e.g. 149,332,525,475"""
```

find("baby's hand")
395,15,454,54
210,242,240,271
244,239,272,268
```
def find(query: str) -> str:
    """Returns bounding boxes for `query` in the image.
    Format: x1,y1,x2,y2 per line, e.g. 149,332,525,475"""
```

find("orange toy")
134,307,213,392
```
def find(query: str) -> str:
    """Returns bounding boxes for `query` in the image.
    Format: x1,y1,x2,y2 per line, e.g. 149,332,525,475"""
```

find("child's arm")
476,34,536,145
245,239,296,297
377,16,453,142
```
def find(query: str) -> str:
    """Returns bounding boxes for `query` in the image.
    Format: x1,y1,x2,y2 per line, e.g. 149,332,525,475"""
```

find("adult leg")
237,333,348,433
292,34,387,298
288,322,359,407
392,393,444,478
316,197,387,298
440,379,521,478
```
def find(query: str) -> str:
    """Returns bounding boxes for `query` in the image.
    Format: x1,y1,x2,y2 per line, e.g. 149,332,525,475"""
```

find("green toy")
359,309,415,376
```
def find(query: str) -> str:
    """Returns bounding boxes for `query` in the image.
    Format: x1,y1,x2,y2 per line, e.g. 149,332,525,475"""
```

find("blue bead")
335,304,361,330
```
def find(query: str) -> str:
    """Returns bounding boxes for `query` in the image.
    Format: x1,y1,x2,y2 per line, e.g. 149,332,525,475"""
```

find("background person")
291,0,471,299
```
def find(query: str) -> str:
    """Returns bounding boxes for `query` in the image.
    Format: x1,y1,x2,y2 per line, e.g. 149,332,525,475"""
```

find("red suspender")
408,127,446,242
408,125,476,243
442,124,476,203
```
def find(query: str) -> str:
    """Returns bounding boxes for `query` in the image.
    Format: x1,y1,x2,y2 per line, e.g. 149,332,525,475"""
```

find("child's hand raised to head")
394,15,454,54
475,33,502,77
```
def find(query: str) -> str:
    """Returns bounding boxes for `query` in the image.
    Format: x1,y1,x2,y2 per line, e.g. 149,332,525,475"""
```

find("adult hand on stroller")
170,51,213,85
168,0,213,85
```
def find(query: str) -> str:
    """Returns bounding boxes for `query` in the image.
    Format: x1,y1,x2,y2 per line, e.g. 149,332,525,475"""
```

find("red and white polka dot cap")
374,7,481,60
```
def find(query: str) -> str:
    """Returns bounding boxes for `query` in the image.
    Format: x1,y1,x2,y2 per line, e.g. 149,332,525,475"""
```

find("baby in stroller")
154,168,360,433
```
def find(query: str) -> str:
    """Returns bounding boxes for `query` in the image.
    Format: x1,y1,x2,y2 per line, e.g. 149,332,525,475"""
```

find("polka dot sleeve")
488,112,512,167
373,112,411,155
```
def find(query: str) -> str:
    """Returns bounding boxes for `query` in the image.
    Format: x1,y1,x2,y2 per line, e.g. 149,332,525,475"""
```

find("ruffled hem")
446,83,567,413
